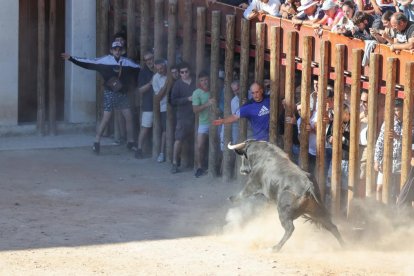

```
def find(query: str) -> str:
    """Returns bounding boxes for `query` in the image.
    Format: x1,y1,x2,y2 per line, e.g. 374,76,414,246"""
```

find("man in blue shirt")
213,82,270,141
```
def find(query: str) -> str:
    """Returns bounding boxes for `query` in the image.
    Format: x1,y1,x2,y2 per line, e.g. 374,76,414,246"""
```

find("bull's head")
227,141,251,175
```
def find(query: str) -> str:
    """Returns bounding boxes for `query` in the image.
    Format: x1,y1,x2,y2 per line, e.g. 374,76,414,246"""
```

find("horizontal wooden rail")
178,0,414,95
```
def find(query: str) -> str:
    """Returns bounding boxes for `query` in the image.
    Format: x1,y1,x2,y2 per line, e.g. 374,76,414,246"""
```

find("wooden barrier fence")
96,0,414,217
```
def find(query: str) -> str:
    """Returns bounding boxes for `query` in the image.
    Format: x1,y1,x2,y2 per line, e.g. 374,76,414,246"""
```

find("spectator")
398,0,414,22
61,41,140,155
192,71,216,178
371,0,397,15
389,12,414,52
374,98,403,202
280,0,301,19
213,82,270,141
152,59,168,163
292,0,325,28
297,102,317,174
135,51,155,159
170,63,196,174
332,0,356,36
352,11,376,40
243,0,282,20
318,0,344,29
369,10,396,44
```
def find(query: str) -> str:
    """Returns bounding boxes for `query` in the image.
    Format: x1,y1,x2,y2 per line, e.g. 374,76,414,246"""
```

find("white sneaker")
157,153,165,163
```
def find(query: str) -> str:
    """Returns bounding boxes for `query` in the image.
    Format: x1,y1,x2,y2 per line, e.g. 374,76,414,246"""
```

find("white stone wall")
0,0,19,126
64,0,97,123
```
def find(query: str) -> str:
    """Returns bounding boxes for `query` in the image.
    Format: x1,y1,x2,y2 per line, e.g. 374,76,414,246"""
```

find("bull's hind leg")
320,218,345,248
273,205,295,252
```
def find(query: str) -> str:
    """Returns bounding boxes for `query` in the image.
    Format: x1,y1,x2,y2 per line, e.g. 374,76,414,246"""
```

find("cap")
321,0,337,10
297,0,318,11
111,41,123,49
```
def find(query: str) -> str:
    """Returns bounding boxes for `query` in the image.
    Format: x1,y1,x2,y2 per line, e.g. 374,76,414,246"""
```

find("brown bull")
228,140,345,252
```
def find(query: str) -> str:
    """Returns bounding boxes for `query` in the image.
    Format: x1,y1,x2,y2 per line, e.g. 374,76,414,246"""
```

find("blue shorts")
103,90,130,112
198,124,209,134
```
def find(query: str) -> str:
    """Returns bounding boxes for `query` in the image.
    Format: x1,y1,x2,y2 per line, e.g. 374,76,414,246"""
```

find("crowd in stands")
209,0,414,52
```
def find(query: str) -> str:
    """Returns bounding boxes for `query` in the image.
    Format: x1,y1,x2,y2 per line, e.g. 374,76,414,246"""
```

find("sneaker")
195,168,205,178
134,148,143,159
92,142,100,155
127,142,138,151
157,153,165,163
171,164,179,174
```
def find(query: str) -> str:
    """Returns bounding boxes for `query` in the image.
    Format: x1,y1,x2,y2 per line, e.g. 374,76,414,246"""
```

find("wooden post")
366,53,380,197
113,0,122,35
166,0,178,163
283,32,297,159
255,22,265,86
316,40,329,201
152,0,165,159
126,0,136,59
299,37,312,172
331,44,345,217
239,19,250,142
113,0,123,144
223,15,235,182
140,0,150,64
182,0,192,64
382,58,397,204
348,49,363,217
401,62,414,186
37,0,46,136
208,10,221,177
194,7,206,169
269,26,281,145
48,0,57,135
96,0,109,123
154,0,164,60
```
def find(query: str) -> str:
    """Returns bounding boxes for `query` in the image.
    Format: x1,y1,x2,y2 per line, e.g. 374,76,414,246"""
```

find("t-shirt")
192,88,211,126
170,78,196,122
296,7,325,21
243,0,281,18
237,96,270,141
152,73,167,112
396,21,414,44
138,66,154,112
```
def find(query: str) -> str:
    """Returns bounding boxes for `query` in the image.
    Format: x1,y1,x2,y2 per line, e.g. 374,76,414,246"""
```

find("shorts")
175,120,194,141
141,112,153,128
160,112,167,131
377,172,383,185
103,90,130,112
198,124,209,134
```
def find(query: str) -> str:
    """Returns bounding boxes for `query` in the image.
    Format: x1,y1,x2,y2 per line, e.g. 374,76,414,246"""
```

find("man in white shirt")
243,0,281,20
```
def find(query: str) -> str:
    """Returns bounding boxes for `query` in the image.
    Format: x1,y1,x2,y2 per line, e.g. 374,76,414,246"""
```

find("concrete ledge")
0,122,96,137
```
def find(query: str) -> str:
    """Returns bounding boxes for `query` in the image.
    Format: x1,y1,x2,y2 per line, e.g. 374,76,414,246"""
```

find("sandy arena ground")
0,143,413,275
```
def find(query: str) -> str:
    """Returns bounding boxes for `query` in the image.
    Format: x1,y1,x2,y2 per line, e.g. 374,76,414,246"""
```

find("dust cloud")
220,197,414,275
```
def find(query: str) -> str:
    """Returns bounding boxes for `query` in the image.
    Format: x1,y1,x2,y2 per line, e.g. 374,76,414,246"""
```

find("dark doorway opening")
18,0,65,123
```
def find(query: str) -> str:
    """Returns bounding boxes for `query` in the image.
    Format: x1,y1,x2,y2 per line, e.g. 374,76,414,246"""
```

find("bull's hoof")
228,196,235,203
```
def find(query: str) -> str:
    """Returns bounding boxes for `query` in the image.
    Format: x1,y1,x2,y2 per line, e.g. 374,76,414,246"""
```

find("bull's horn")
227,142,246,150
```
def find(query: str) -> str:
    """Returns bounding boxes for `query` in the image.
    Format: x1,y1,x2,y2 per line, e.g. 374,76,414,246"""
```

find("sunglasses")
180,70,189,74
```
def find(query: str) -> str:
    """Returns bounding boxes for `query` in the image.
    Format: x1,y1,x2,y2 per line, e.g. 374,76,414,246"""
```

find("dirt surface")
0,144,413,275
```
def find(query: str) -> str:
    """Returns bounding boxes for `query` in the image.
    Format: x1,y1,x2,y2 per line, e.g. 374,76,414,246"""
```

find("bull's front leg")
229,178,260,203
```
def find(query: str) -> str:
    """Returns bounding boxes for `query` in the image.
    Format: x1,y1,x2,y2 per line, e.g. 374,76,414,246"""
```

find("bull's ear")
234,149,245,156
